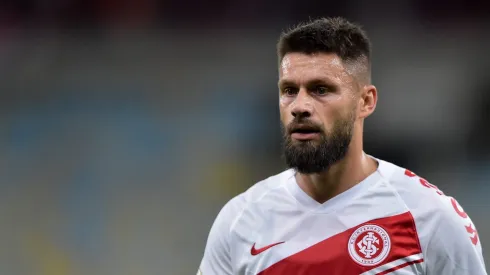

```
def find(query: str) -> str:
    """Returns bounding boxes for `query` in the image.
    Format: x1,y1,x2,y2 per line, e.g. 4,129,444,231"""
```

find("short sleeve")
197,195,245,275
425,197,487,275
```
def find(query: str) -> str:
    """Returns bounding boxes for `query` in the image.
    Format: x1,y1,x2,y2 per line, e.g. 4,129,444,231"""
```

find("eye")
315,86,329,95
283,87,298,96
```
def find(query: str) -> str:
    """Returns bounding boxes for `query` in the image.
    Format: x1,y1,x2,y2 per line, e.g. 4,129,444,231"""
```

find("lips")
289,124,320,134
289,124,321,140
291,128,320,134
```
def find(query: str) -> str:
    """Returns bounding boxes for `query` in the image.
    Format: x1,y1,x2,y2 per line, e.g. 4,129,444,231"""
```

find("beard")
282,113,355,174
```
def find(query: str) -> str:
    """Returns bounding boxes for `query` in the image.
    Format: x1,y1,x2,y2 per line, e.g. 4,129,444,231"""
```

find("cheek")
279,96,292,116
325,92,344,102
318,101,345,127
279,106,289,125
279,95,293,106
279,102,295,129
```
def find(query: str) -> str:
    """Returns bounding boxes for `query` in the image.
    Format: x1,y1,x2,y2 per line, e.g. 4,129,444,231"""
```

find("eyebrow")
278,78,336,88
277,79,296,88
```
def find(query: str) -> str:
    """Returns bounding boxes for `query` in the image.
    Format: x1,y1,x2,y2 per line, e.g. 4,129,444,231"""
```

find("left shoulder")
376,158,462,218
375,157,485,273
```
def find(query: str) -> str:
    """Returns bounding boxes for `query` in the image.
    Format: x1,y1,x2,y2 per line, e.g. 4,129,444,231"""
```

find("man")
197,17,487,274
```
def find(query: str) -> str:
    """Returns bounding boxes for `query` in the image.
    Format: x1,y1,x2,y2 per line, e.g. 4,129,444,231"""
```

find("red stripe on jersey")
258,212,422,275
376,259,424,275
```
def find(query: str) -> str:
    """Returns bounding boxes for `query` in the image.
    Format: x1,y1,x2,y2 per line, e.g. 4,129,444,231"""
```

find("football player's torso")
231,171,425,275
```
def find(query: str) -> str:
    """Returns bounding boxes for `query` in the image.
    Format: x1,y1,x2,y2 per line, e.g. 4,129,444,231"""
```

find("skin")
278,52,378,204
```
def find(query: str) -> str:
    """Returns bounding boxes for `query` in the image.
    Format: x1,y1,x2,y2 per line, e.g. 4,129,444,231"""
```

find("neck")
295,142,378,204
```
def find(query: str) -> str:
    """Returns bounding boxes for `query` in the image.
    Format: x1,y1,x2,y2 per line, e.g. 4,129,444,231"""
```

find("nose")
291,89,313,118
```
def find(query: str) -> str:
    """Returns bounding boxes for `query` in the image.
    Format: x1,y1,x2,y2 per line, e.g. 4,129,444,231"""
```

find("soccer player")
197,17,487,274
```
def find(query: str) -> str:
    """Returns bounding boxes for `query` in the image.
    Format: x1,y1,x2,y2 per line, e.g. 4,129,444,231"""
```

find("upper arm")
424,197,487,275
198,195,245,275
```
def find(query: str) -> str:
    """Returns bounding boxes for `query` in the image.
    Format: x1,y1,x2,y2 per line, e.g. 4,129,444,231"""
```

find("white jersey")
198,157,487,275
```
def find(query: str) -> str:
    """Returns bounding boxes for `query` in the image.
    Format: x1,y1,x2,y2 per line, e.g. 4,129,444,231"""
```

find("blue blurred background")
0,0,489,274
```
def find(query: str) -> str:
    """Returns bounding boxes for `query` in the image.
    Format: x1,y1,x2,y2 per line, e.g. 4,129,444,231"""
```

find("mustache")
286,119,323,134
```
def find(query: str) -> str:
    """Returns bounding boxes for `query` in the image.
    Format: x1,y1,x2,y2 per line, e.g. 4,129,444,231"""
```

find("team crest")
348,224,391,266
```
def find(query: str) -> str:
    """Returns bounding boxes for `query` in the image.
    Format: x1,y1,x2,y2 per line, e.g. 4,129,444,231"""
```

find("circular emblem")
348,224,391,266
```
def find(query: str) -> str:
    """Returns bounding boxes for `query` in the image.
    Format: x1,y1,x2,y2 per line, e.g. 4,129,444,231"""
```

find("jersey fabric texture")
198,157,487,275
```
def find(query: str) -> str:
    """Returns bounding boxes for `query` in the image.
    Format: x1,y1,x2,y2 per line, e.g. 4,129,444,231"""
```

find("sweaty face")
279,52,358,174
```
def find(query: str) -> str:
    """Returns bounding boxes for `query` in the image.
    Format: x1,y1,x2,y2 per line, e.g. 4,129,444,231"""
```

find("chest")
231,210,425,275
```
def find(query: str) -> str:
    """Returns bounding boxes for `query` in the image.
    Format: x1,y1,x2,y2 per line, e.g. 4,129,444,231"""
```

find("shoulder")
200,169,294,272
376,158,456,218
213,169,294,232
375,158,485,272
375,157,478,243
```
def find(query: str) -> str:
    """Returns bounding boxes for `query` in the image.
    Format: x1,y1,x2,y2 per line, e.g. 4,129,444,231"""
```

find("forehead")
279,52,351,84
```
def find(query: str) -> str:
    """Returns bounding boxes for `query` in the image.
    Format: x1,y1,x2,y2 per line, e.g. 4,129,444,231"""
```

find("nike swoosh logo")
251,241,285,256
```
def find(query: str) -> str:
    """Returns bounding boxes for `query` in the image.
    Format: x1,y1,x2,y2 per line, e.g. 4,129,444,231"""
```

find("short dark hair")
277,17,371,81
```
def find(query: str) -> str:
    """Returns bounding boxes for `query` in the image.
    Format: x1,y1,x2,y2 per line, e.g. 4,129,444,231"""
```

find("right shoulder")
216,169,295,231
198,170,294,274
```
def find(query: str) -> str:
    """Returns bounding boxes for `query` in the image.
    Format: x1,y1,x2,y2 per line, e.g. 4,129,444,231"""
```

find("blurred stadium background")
0,0,489,274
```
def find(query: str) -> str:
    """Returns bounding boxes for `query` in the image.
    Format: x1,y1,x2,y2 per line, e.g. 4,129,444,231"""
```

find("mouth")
289,125,321,140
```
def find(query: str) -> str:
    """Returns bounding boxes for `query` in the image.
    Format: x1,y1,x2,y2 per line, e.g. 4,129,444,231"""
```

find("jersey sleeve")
424,197,487,275
197,195,245,275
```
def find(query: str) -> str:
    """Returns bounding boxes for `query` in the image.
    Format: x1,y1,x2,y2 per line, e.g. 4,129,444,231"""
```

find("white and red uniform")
198,157,487,274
